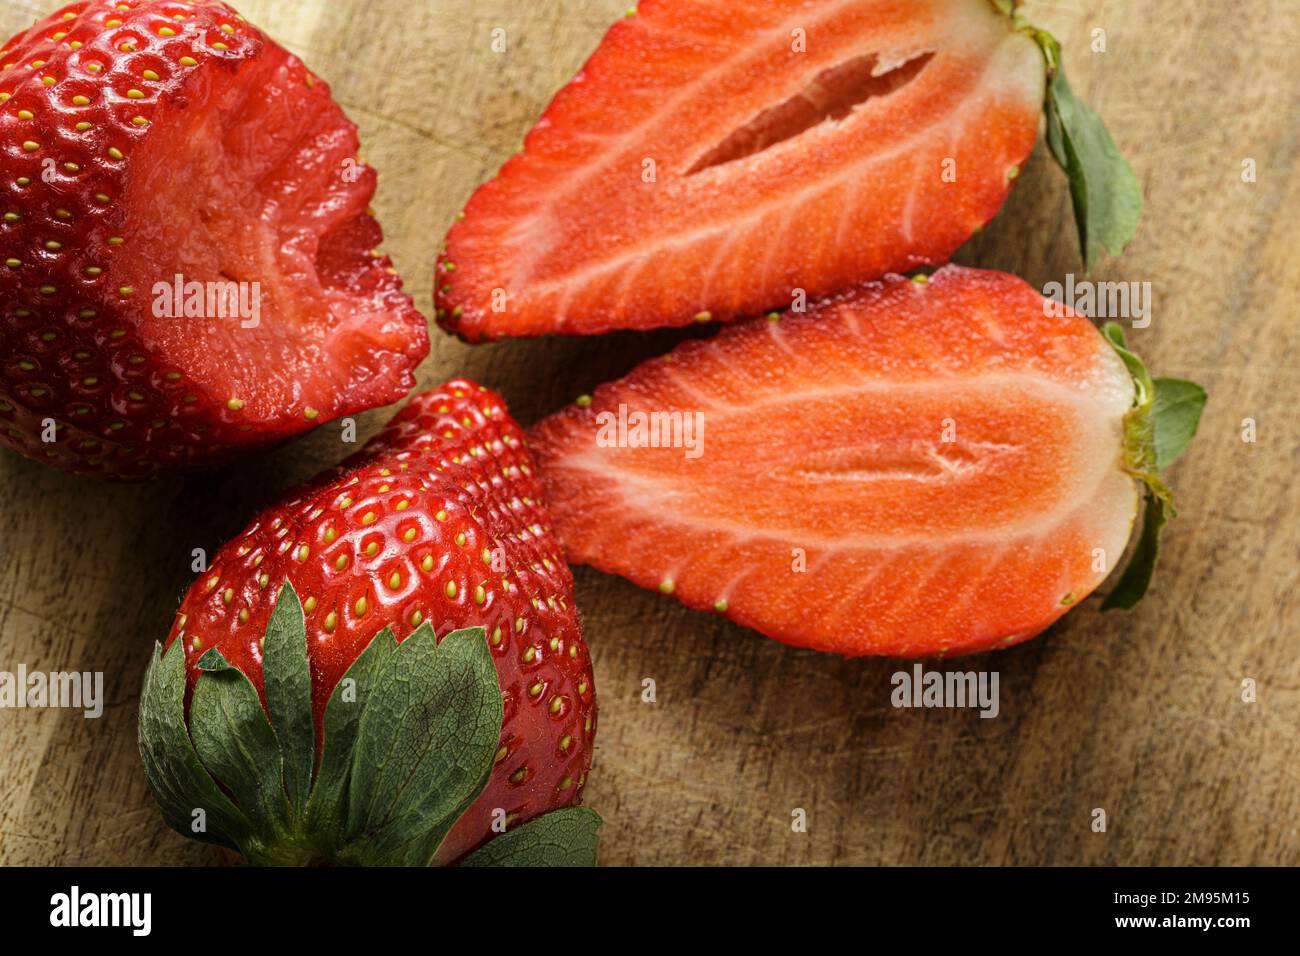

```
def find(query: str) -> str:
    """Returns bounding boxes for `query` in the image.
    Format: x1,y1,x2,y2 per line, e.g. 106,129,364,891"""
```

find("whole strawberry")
139,379,599,866
0,0,427,478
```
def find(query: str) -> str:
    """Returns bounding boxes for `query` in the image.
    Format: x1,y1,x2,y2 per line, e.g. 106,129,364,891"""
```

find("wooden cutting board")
0,0,1295,866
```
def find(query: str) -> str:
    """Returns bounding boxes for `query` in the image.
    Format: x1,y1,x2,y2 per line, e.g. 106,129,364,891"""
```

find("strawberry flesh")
529,267,1140,656
437,0,1044,340
0,0,427,477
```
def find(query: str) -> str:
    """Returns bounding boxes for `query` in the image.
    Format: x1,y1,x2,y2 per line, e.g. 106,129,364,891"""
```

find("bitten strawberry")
0,0,427,478
139,380,599,866
437,0,1140,340
529,267,1205,657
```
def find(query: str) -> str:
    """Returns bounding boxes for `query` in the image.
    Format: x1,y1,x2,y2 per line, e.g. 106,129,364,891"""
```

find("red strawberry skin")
0,0,427,478
529,267,1140,657
437,0,1043,340
165,379,596,864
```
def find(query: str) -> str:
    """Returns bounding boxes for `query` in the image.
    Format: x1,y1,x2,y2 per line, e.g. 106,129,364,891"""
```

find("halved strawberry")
436,0,1139,340
529,267,1204,656
140,380,598,866
0,1,427,478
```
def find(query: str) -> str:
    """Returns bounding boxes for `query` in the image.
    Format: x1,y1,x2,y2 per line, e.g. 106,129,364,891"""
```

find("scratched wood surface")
0,0,1296,867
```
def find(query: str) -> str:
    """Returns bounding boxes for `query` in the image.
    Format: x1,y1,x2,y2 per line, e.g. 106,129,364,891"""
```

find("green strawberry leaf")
1101,487,1168,612
460,807,602,868
190,649,290,839
303,625,399,843
1098,325,1207,610
339,625,502,866
137,639,252,851
1043,40,1142,270
1151,378,1207,471
261,584,314,818
1099,321,1152,399
997,4,1142,270
139,584,599,866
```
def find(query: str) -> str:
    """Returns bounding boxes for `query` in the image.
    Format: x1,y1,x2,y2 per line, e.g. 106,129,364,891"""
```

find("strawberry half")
0,0,428,478
436,0,1140,341
139,379,599,866
529,267,1205,656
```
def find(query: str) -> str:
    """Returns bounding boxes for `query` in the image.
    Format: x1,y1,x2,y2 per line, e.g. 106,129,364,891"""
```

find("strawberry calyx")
139,583,600,867
1099,324,1207,610
1105,327,1169,503
992,0,1143,271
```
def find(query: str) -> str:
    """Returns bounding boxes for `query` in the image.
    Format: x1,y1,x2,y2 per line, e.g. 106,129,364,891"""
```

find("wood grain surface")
0,0,1296,867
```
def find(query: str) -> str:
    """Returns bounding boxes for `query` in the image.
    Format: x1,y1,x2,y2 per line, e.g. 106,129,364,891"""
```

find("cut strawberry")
529,267,1204,656
437,0,1139,341
0,1,428,477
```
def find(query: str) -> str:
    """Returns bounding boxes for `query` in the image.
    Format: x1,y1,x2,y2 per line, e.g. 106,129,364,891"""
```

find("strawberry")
0,0,427,478
139,379,599,866
436,0,1140,341
528,267,1205,657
